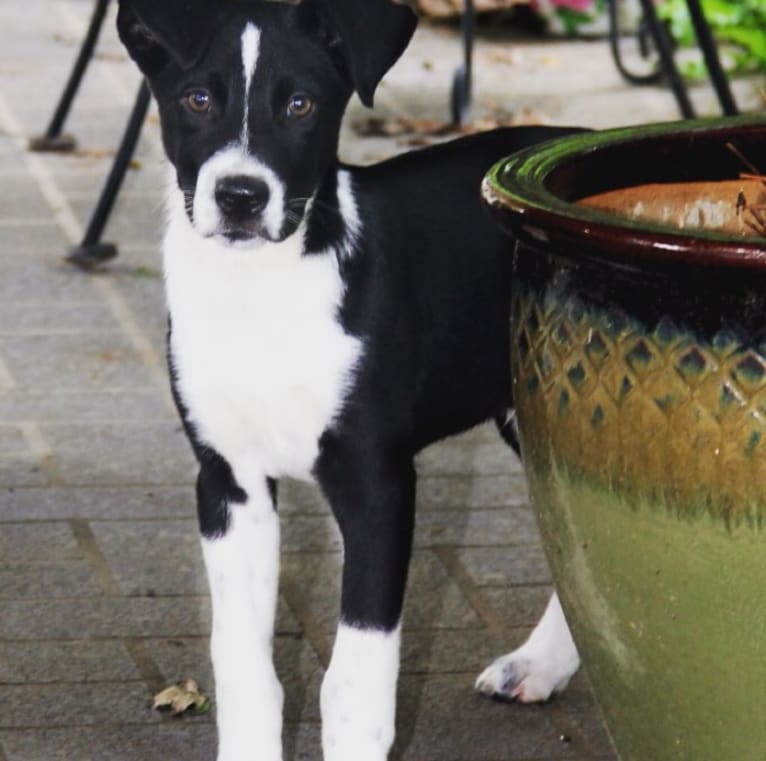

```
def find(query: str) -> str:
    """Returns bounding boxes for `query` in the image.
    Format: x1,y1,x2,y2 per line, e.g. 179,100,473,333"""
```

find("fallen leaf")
539,53,562,69
94,51,128,63
74,147,117,161
153,679,211,717
351,111,546,147
415,0,521,17
352,116,451,138
130,266,162,279
485,50,523,66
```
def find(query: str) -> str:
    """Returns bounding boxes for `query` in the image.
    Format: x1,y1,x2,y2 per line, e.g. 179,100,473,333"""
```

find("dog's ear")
117,0,216,77
312,0,418,107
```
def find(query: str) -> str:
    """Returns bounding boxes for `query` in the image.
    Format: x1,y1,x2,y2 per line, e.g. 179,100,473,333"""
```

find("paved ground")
0,2,762,760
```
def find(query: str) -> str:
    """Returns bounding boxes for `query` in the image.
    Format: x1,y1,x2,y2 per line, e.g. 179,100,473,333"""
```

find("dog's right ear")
117,0,216,77
305,0,418,107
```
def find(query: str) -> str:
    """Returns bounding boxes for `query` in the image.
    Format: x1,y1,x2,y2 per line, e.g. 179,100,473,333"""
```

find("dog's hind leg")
486,409,580,701
315,433,416,761
197,457,283,761
476,592,580,703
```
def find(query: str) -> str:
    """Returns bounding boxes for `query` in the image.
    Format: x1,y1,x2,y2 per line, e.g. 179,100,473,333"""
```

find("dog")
117,1,582,758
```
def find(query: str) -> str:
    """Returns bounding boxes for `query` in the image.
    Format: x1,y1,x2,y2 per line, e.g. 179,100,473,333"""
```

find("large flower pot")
484,116,766,761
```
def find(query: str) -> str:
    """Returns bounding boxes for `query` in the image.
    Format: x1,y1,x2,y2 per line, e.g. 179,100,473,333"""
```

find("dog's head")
117,0,416,247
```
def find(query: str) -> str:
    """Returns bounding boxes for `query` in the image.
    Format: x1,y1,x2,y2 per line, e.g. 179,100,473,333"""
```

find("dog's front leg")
316,436,415,761
197,457,283,761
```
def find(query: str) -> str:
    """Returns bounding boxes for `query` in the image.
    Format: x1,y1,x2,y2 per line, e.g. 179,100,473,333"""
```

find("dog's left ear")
313,0,418,107
117,0,217,77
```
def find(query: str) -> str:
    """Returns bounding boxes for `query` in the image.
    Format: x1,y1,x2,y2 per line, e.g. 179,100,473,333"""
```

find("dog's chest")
165,231,361,481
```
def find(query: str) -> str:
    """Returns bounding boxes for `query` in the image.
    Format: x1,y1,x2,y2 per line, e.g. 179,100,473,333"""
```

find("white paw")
475,650,575,703
476,594,580,703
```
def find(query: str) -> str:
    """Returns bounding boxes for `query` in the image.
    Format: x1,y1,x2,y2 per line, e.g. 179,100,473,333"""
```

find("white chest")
164,216,362,481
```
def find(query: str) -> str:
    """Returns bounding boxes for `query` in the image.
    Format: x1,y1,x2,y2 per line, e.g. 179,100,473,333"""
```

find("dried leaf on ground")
539,54,562,69
94,51,128,63
416,0,524,18
74,148,117,161
153,678,211,717
130,266,162,279
351,111,544,146
485,50,524,66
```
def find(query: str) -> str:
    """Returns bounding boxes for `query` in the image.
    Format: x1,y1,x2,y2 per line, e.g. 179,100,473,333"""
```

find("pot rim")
484,115,766,271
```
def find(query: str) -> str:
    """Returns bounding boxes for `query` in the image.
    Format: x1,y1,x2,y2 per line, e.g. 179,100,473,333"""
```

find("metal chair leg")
29,0,112,153
451,0,475,125
686,0,737,116
635,0,696,118
608,0,663,86
67,80,151,269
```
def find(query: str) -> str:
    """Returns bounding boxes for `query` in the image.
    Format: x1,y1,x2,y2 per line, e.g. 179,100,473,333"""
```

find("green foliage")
556,6,594,36
657,0,766,76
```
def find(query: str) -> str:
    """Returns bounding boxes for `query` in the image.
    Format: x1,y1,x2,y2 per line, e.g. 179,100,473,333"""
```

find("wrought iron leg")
685,0,737,116
635,0,695,118
67,81,151,269
607,0,662,85
451,0,475,125
29,0,112,153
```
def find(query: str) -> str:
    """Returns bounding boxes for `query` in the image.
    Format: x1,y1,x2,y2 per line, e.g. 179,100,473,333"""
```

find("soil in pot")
579,177,766,237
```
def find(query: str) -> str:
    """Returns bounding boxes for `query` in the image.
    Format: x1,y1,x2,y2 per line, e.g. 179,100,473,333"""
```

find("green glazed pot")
484,116,766,761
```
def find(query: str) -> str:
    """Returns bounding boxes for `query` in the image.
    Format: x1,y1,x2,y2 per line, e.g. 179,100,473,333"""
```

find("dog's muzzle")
215,175,271,240
191,148,289,244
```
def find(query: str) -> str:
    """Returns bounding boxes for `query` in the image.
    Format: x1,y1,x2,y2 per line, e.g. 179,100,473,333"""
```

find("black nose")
215,175,270,221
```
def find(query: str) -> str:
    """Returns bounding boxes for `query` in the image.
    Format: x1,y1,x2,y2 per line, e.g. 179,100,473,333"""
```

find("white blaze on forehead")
240,23,261,142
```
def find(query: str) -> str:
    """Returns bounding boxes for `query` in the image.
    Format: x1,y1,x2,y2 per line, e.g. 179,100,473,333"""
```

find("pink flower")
537,0,595,11
553,0,593,9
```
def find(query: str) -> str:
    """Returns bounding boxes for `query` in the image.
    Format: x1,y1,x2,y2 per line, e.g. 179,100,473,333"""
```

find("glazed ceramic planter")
484,116,766,761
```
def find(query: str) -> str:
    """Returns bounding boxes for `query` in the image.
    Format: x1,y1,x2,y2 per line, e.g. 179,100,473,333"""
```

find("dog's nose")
215,175,270,221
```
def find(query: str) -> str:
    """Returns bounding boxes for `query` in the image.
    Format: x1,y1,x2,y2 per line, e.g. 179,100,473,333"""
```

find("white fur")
476,592,580,702
192,146,287,242
171,158,364,759
335,171,361,256
240,24,260,142
167,180,363,482
321,623,401,761
201,479,283,761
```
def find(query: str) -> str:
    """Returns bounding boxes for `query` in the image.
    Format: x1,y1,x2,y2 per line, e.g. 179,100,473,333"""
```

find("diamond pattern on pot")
512,285,766,528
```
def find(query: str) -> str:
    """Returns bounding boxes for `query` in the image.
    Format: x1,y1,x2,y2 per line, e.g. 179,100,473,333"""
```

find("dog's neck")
304,162,360,258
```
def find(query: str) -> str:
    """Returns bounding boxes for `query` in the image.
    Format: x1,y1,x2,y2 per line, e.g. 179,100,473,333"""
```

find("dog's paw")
475,649,576,704
477,593,580,703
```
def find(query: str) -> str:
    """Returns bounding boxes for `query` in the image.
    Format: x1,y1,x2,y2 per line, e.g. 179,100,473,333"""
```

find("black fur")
313,128,580,628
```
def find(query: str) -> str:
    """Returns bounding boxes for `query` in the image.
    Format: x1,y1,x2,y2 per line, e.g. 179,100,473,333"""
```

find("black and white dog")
117,0,581,758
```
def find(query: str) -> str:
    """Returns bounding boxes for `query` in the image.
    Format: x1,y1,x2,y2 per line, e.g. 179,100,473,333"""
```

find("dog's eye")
185,89,212,114
286,93,314,119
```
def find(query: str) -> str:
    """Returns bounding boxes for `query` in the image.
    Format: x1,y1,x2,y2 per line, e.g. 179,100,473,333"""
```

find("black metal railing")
453,0,738,123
